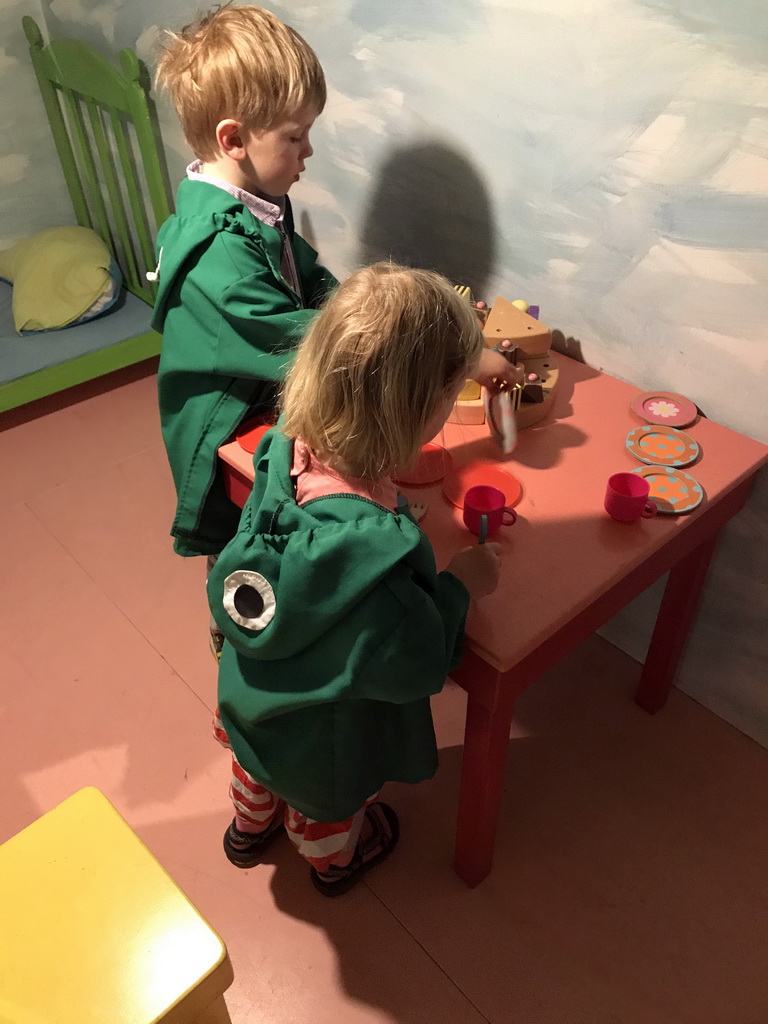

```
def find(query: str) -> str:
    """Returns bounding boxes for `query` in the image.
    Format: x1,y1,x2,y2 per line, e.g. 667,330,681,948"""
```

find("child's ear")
215,119,246,160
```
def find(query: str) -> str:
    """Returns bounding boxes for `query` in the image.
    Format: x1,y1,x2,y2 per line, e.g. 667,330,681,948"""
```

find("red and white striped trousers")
213,708,375,872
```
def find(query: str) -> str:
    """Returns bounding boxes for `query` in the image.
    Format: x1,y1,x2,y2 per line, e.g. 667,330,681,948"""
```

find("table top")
219,355,767,675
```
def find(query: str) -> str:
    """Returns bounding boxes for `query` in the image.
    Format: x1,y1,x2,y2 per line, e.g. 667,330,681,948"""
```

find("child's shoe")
223,814,284,868
209,629,225,662
310,802,399,897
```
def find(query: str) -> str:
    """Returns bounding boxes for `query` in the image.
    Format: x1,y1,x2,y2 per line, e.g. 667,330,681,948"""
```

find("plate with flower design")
625,424,700,468
630,391,698,428
631,466,704,514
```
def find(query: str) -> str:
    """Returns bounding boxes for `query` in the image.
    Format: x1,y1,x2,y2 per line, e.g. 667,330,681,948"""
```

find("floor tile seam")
6,440,166,512
79,438,167,478
23,499,214,716
364,884,494,1024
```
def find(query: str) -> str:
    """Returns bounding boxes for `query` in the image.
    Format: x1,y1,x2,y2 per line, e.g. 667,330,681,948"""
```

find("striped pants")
213,708,375,872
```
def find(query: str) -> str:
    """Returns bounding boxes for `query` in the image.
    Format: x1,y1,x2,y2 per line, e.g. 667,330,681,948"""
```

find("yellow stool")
0,787,234,1024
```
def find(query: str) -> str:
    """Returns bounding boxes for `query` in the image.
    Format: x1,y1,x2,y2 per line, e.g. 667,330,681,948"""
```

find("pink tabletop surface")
218,355,768,674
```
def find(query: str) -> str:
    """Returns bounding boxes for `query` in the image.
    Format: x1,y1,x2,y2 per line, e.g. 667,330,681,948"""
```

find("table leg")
454,686,515,887
635,533,718,714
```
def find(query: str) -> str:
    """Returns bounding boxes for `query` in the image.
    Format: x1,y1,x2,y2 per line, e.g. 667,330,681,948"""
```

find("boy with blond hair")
152,5,338,572
152,5,520,662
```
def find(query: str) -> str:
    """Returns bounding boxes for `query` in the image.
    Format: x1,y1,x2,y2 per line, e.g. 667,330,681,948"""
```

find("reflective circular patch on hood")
222,570,276,631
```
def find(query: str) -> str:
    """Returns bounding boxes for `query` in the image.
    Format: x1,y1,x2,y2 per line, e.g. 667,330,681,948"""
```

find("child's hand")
446,543,503,598
474,348,524,390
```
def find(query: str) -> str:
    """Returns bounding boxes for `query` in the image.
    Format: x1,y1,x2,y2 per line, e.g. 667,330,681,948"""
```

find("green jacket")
207,428,470,822
153,179,338,556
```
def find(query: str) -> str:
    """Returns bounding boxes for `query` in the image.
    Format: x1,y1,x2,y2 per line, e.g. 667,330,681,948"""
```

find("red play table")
219,355,767,886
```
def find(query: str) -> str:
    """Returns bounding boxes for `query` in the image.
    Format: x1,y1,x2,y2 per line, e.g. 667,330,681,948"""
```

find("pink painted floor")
2,366,768,1024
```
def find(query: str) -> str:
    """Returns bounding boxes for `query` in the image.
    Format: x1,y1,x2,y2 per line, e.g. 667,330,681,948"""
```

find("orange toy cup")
604,472,658,522
463,485,518,543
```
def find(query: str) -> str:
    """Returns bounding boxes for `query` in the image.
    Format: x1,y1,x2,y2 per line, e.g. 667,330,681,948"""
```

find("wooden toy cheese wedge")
482,296,552,356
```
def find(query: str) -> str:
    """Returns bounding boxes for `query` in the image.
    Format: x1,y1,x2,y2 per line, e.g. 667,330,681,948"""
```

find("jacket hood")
151,179,281,331
207,428,430,661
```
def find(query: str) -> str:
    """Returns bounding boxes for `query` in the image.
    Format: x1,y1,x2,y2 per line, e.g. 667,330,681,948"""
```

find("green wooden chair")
0,17,172,413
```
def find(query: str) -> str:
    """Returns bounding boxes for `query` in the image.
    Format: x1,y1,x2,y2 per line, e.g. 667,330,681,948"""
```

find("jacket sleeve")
293,231,339,309
215,287,319,382
432,570,470,673
350,567,470,705
198,230,327,382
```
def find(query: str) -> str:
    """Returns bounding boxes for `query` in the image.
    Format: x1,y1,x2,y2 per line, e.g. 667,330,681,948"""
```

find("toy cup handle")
502,507,518,526
642,501,658,519
478,515,488,545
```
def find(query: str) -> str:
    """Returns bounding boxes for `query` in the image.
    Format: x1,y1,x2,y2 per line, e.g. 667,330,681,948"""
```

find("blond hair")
155,5,326,161
282,263,484,479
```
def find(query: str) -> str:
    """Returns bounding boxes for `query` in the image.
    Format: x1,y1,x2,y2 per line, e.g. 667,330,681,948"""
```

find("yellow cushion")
0,226,118,333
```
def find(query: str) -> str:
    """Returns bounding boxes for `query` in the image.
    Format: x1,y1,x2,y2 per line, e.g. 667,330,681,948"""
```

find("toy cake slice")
482,297,552,357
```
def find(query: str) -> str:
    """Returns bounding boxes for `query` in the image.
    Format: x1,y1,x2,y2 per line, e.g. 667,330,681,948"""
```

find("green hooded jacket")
207,428,470,822
152,179,338,556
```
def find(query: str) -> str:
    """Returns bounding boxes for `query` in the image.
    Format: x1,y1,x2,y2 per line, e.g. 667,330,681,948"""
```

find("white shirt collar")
186,160,286,228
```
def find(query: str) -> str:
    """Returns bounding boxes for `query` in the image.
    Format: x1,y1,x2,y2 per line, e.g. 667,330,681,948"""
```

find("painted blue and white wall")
9,0,768,743
0,0,67,250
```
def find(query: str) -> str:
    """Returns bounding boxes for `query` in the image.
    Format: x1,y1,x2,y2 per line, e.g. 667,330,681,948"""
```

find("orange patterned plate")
631,466,704,514
625,424,699,467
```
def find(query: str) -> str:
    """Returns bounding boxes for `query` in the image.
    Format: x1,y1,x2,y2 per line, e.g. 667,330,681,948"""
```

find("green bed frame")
0,17,172,413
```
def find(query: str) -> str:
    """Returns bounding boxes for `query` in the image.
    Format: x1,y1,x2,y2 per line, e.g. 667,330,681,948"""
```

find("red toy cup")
463,485,518,543
604,472,657,523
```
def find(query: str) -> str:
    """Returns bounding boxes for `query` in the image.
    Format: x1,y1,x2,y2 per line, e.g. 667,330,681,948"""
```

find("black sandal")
223,813,284,868
310,802,400,897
